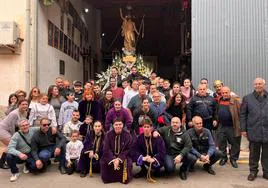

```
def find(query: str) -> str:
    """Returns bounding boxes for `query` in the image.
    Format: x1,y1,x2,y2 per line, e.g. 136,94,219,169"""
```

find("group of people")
0,66,267,184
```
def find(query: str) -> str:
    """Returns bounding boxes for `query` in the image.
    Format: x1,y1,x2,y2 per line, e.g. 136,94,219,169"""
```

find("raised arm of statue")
119,8,125,20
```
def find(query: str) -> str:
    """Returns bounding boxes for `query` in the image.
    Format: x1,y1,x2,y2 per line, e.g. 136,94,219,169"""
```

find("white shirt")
66,140,83,161
63,121,83,140
122,89,139,108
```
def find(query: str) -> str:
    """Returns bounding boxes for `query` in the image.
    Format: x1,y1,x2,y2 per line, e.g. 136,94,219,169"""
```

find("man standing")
153,117,194,180
127,84,151,114
187,84,217,131
6,120,37,182
217,86,241,168
187,116,222,175
240,77,268,181
31,118,66,174
122,80,139,108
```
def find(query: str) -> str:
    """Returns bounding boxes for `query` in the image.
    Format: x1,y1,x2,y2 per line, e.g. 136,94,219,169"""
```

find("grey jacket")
240,90,268,143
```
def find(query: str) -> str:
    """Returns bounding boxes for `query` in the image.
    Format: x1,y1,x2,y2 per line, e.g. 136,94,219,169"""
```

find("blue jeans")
6,153,36,174
38,145,65,168
164,153,196,173
191,150,223,167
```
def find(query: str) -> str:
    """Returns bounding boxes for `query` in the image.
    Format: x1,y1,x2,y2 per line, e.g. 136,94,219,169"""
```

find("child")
77,121,105,177
66,130,84,175
58,92,79,130
63,110,83,141
29,93,57,127
79,115,93,141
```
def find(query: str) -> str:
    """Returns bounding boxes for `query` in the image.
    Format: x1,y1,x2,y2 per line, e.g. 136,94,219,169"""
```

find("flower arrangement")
96,54,152,89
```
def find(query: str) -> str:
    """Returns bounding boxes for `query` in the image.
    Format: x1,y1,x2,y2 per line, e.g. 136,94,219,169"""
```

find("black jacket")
240,90,268,143
187,94,217,121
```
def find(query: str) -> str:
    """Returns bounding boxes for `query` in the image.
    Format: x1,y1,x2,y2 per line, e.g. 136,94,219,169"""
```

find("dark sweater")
217,98,233,127
31,127,66,160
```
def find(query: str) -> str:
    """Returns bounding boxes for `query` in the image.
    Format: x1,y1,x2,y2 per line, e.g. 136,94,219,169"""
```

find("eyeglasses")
41,124,50,127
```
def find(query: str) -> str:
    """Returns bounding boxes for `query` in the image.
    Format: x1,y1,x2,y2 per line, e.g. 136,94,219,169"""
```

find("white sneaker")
23,165,29,174
10,173,20,182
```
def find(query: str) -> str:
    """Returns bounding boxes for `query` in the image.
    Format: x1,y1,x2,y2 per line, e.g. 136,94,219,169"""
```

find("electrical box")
0,21,19,45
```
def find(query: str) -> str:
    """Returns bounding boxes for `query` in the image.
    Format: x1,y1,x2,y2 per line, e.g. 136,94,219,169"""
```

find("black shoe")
80,172,87,178
203,164,216,175
0,162,10,169
134,168,147,178
179,171,187,180
247,173,257,181
219,159,227,166
230,159,238,168
263,174,268,180
59,167,66,174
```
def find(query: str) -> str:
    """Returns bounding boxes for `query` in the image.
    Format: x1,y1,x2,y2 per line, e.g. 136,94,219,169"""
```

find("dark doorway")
90,0,191,83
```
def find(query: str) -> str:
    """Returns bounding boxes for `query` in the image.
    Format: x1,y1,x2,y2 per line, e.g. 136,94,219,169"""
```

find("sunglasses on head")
41,124,50,127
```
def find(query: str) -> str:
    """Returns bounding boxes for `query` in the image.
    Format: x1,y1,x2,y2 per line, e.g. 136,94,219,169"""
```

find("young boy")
58,92,79,130
79,115,93,141
66,130,84,175
63,110,83,141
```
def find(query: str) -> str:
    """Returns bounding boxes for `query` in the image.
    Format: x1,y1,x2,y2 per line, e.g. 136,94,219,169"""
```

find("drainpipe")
25,0,31,92
31,0,38,87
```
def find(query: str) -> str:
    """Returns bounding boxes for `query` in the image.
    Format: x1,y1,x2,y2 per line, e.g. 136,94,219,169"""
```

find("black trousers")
249,142,268,175
218,126,241,161
66,159,78,175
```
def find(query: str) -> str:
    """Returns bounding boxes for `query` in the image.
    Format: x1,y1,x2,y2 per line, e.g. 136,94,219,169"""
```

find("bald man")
153,117,194,180
187,84,217,131
187,116,222,175
240,78,268,181
216,86,241,168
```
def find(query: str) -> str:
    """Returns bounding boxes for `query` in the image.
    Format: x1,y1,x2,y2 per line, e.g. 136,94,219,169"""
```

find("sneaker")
10,173,20,182
23,165,29,174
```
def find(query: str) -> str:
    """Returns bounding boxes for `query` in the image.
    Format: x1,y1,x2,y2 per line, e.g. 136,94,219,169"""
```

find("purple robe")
78,100,102,122
133,133,166,170
77,131,105,173
100,129,133,184
105,108,132,132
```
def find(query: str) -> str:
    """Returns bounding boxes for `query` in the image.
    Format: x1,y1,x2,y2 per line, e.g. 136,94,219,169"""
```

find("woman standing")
0,99,28,169
166,93,187,126
180,78,195,104
78,90,102,122
169,82,181,98
28,87,40,110
132,98,157,135
48,85,66,121
5,93,18,115
99,90,114,124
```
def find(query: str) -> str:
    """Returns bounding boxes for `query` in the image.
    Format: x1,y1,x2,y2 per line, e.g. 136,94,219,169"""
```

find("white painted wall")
37,2,83,92
0,0,26,105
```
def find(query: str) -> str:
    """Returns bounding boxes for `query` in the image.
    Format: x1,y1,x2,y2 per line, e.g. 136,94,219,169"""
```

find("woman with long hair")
5,93,18,115
78,121,105,177
169,82,181,98
132,98,157,135
166,93,187,126
28,87,40,109
180,78,195,104
47,85,66,121
78,89,102,122
0,99,28,169
99,90,114,124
